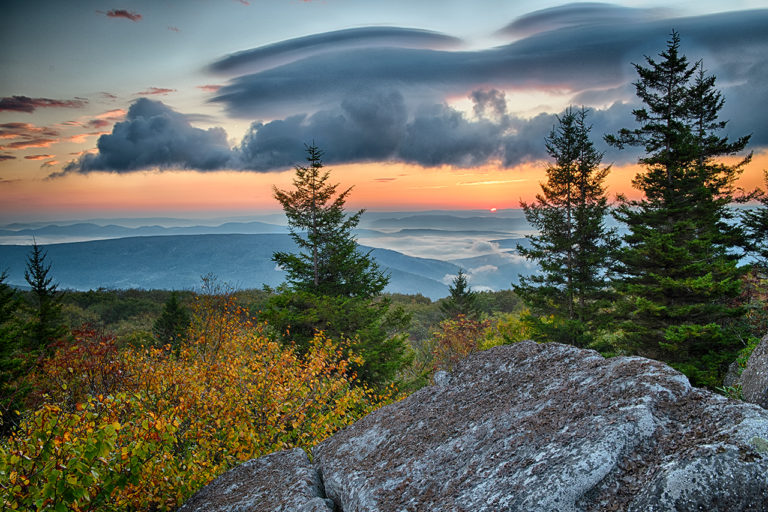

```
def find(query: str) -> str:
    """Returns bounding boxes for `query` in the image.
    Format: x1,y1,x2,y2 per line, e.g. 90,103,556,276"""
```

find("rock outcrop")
741,333,768,408
177,448,334,512
181,341,768,512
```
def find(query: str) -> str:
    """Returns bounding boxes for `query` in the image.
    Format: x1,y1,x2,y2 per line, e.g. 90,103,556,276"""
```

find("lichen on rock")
181,341,768,511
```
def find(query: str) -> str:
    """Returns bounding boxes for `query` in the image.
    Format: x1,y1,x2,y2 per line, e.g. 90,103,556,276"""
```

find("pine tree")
153,291,190,352
24,241,66,353
605,32,751,387
742,171,768,272
273,143,388,298
440,269,479,319
0,270,25,434
265,143,408,386
514,107,617,347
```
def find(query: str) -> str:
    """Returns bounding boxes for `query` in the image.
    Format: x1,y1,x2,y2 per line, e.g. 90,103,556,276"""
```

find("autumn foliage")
1,296,389,510
431,315,491,372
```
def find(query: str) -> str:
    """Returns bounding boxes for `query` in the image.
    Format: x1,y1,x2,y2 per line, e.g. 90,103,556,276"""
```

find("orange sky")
1,151,765,221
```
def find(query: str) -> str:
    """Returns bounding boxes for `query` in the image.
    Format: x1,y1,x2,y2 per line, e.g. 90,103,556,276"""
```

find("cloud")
87,119,111,129
24,154,54,160
470,264,499,274
56,91,580,173
0,122,62,152
209,26,462,76
100,9,142,22
58,3,767,176
0,139,57,150
0,154,15,161
197,84,222,93
0,122,59,140
498,3,668,39
209,6,768,158
235,87,569,170
67,131,109,144
168,26,180,33
93,108,127,121
62,98,233,174
138,87,176,96
0,96,87,113
457,179,527,186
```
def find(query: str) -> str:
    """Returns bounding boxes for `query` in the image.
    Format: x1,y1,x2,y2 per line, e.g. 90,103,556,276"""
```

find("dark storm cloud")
0,96,87,113
236,90,408,170
209,26,463,75
236,89,554,171
63,98,233,173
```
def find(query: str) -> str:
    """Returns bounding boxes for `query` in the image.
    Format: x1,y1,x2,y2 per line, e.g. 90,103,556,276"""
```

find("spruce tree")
265,143,408,386
0,270,25,434
440,269,479,319
153,291,190,351
514,107,617,347
273,143,388,298
605,32,751,387
24,241,66,353
742,171,768,272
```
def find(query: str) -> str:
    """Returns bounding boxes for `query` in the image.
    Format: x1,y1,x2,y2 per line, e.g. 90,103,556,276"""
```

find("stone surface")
180,341,768,511
178,447,333,512
741,333,768,408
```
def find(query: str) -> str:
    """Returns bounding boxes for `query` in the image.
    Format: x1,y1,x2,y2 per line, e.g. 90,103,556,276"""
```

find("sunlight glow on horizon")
1,151,765,223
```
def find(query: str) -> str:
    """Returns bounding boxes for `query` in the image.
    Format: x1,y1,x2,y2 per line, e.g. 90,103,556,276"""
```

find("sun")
490,207,497,213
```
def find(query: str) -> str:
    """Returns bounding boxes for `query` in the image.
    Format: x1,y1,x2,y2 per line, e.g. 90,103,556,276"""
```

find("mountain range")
0,234,463,299
0,212,537,299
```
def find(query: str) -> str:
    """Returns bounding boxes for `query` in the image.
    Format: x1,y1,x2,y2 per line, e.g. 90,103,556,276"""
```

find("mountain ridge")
0,234,458,299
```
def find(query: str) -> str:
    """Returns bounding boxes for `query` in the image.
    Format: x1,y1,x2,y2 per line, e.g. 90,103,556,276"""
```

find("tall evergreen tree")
273,143,388,298
605,32,751,387
153,291,190,351
265,143,408,386
514,107,617,347
0,270,25,434
440,269,479,319
742,171,768,272
23,241,66,353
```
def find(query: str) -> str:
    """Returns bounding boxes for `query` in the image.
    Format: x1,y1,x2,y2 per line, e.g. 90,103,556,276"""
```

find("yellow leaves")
2,309,390,512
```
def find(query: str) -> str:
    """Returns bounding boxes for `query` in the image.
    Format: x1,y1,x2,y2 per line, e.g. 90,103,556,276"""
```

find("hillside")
0,234,458,299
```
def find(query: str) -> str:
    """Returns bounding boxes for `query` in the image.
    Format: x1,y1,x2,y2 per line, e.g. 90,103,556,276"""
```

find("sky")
1,0,767,223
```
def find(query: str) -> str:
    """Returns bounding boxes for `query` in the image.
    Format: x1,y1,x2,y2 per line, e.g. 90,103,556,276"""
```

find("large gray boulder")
181,341,768,511
741,333,768,408
178,448,334,512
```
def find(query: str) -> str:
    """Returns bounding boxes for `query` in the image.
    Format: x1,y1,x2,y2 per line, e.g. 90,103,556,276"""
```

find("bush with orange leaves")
1,295,389,511
430,314,492,372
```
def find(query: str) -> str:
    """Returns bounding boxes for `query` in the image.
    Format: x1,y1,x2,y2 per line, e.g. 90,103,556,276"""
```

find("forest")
1,32,768,510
